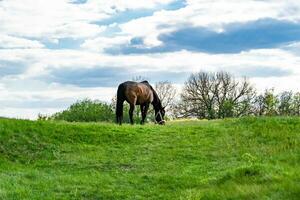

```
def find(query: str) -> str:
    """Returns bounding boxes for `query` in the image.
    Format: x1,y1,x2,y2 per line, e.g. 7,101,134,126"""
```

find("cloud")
0,0,177,41
0,60,28,77
47,67,129,87
81,35,130,53
94,0,186,26
106,19,300,54
90,0,176,11
116,0,300,48
165,0,187,10
252,75,300,93
94,9,157,26
70,0,88,4
45,66,188,87
282,42,300,56
0,34,44,49
1,47,298,88
161,19,300,53
44,38,84,50
229,66,292,78
0,0,107,39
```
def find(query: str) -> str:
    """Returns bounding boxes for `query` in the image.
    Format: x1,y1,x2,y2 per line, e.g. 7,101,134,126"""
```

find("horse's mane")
140,81,162,109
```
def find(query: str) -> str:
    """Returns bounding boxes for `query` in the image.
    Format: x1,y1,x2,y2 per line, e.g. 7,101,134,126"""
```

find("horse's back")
120,81,153,105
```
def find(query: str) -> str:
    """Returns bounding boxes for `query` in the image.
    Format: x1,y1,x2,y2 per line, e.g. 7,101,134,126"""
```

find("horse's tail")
116,83,125,124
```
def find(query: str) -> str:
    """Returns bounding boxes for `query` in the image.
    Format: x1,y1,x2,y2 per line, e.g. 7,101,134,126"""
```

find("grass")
0,117,299,199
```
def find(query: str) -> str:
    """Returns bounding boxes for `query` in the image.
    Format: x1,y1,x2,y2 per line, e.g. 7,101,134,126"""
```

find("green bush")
50,99,114,122
47,98,160,124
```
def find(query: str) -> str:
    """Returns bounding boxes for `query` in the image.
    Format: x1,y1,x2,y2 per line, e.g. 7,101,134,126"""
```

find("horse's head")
155,107,166,125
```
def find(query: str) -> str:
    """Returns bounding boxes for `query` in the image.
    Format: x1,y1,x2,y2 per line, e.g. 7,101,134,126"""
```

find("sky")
1,0,300,119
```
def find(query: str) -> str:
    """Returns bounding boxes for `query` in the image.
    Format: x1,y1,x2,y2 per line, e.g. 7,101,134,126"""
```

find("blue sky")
0,0,300,119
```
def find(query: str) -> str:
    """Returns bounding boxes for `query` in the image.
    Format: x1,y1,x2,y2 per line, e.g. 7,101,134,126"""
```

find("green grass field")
0,117,299,199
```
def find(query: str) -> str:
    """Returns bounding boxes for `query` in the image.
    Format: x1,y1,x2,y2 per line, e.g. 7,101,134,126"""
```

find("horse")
116,81,166,125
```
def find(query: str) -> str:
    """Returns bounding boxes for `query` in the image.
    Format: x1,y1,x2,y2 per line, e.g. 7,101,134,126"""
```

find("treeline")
175,71,300,119
39,71,300,122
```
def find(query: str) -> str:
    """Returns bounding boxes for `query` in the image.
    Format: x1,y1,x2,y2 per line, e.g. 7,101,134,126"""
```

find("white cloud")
1,47,299,79
251,75,300,93
81,35,130,52
0,0,106,39
118,0,300,47
0,34,45,49
0,0,175,40
85,0,175,11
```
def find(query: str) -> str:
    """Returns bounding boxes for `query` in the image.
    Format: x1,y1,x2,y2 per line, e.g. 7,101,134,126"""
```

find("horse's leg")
140,104,145,124
129,103,135,125
116,99,124,125
141,103,149,124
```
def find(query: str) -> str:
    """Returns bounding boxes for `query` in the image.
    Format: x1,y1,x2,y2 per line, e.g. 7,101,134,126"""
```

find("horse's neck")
152,90,162,111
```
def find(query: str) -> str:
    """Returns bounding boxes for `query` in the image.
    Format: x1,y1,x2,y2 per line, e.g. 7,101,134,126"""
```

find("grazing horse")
116,81,165,125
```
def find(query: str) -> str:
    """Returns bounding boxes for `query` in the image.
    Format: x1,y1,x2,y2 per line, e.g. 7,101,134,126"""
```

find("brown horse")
116,81,165,125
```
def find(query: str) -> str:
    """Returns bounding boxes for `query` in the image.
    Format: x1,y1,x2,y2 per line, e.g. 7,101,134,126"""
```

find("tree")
292,92,300,116
179,71,255,119
154,81,177,118
50,98,114,122
214,72,255,118
180,72,216,119
254,89,278,116
278,91,293,115
254,94,265,116
174,97,206,119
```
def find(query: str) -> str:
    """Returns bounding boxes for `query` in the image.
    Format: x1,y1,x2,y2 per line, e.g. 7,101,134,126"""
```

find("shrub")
50,99,114,122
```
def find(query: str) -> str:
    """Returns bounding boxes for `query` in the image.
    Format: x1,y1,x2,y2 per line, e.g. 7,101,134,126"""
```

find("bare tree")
214,72,255,118
174,97,206,118
154,81,177,118
179,71,255,119
155,81,177,107
180,72,215,119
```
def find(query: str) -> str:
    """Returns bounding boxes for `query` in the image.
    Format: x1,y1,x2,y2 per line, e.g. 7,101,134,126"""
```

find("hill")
0,117,299,199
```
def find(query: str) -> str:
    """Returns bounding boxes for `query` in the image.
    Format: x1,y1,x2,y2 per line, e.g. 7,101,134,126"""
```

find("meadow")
0,117,299,199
